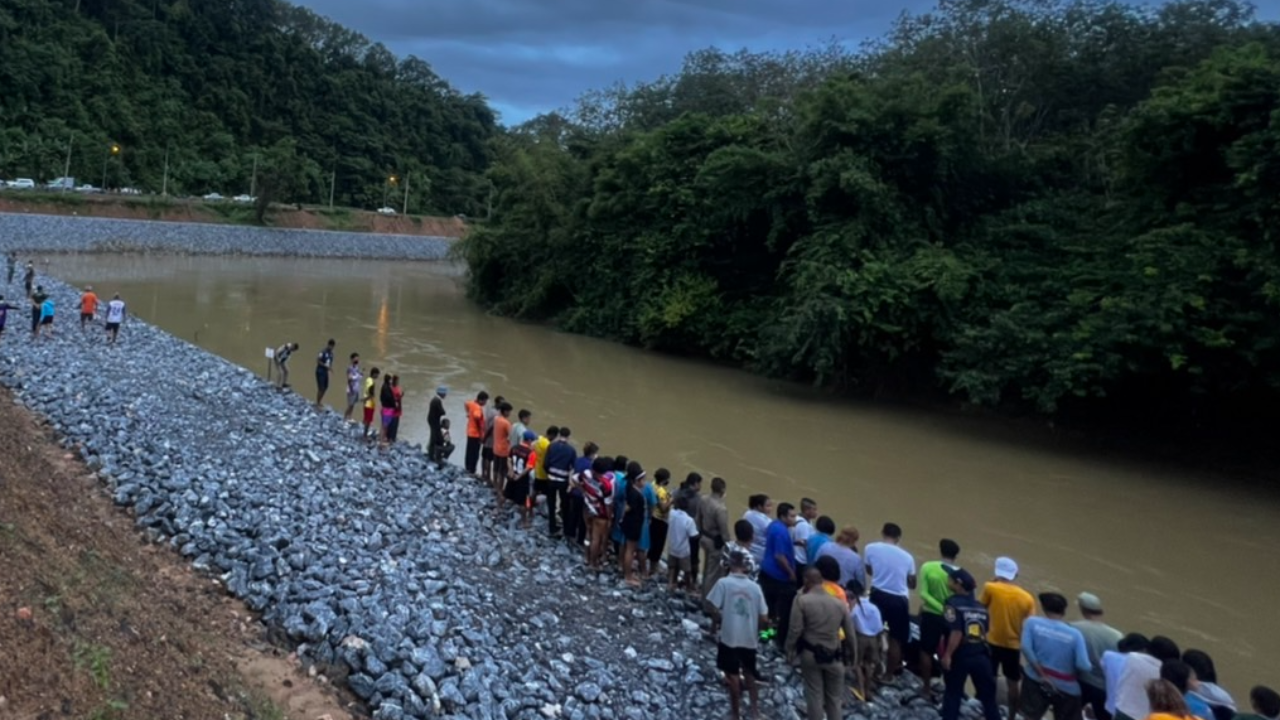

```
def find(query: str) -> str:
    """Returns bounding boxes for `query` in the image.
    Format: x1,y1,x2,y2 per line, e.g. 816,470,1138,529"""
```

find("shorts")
482,446,494,461
990,644,1022,681
105,322,120,332
870,589,910,647
668,554,692,576
493,455,509,479
363,406,374,424
381,409,395,427
857,634,882,673
919,611,949,657
504,474,531,505
716,643,758,677
80,312,93,322
40,316,52,325
315,369,329,391
533,478,550,497
621,513,643,543
346,390,360,408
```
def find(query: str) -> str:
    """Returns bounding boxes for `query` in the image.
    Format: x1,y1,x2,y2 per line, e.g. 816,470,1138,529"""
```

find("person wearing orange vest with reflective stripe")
464,391,489,475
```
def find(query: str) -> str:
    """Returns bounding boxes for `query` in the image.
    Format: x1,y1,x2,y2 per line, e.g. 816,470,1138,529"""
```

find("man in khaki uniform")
787,567,858,720
698,476,731,593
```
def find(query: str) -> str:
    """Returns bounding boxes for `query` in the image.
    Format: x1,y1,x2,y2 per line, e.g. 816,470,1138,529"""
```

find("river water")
57,254,1278,694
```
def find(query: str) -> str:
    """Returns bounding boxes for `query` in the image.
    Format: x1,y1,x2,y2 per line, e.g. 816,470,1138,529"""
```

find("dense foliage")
0,0,496,214
461,0,1280,422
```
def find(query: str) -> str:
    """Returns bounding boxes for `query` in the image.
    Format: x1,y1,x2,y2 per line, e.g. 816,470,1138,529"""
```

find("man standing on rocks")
79,285,98,331
22,261,34,297
919,539,961,701
1072,592,1122,720
760,502,799,651
786,566,858,720
314,338,335,408
1019,592,1092,720
491,402,513,510
273,341,298,387
707,551,770,720
481,394,504,483
792,498,818,580
463,391,488,475
699,476,731,597
105,293,126,344
864,522,916,677
363,368,382,440
677,473,703,582
428,386,447,464
980,556,1036,720
5,253,13,286
543,426,577,539
343,353,362,422
940,567,1002,720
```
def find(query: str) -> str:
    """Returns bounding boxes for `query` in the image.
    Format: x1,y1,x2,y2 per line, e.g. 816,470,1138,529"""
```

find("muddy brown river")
58,254,1278,695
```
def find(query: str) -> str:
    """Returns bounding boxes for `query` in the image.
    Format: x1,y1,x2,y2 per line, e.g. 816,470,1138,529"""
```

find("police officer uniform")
941,567,1003,720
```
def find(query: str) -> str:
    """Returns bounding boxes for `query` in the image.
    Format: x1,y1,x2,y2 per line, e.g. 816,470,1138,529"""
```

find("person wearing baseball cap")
940,565,1002,720
1073,592,1123,720
980,556,1036,720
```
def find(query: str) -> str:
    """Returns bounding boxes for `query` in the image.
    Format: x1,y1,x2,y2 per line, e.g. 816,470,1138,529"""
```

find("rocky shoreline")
0,212,452,260
0,269,969,720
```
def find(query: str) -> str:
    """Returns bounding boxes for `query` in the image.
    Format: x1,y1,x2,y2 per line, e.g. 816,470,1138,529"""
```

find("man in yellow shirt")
532,426,556,503
979,556,1036,720
361,367,380,440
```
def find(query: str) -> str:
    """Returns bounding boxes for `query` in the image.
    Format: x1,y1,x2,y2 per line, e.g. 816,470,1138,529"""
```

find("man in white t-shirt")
791,497,817,575
666,497,701,596
104,294,126,344
707,551,769,720
863,522,916,677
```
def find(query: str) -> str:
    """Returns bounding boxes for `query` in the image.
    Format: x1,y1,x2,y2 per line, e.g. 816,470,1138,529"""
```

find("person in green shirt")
919,538,961,701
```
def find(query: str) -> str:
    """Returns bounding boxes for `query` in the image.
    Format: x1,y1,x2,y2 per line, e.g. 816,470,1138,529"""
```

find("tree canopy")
0,0,497,214
460,0,1280,427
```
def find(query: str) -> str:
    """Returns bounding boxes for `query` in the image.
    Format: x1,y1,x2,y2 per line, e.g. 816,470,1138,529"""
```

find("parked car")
46,177,76,190
7,178,36,189
119,187,142,195
203,192,224,201
376,206,397,215
75,184,101,193
232,194,255,203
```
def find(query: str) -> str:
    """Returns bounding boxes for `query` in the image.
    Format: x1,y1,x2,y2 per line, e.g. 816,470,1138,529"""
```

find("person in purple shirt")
759,502,798,650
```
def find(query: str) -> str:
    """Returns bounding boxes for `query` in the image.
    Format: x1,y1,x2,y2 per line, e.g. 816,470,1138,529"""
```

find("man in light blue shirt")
1021,592,1092,720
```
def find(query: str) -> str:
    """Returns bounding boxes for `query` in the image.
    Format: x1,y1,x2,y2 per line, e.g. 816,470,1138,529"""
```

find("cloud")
293,0,931,124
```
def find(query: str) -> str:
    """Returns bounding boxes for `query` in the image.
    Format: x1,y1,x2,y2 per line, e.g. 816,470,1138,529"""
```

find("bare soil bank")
0,388,359,720
0,194,466,238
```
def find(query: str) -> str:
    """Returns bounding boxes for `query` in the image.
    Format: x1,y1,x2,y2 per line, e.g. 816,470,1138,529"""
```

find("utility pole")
249,153,259,198
328,168,335,209
402,172,410,215
161,142,170,197
62,133,73,192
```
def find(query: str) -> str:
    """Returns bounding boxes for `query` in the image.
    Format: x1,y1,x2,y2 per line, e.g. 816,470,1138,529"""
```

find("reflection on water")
55,253,1280,694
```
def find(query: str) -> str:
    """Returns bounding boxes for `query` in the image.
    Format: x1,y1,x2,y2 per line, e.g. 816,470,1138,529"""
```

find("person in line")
79,285,98,330
760,502,799,651
698,477,731,597
813,556,847,606
807,516,836,566
981,556,1036,720
1182,651,1236,720
362,367,382,440
1114,636,1182,720
676,473,703,582
463,391,489,475
939,566,1002,720
491,402,513,511
1020,592,1093,720
343,353,362,422
22,261,34,297
722,519,760,582
792,498,818,581
438,418,455,461
386,374,403,443
104,293,125,344
815,527,865,591
568,439,595,549
427,386,447,463
1104,634,1151,720
1146,679,1198,720
532,425,556,507
648,468,674,571
1160,661,1216,720
580,455,614,567
1074,592,1124,720
707,551,770,720
918,538,961,702
786,566,858,720
1237,686,1280,720
864,522,916,677
379,373,396,444
504,429,538,527
5,253,13,286
743,494,772,565
666,495,700,596
609,456,632,566
28,285,47,339
543,427,577,539
619,463,648,587
480,394,503,484
847,579,883,699
510,409,532,451
314,338,336,408
636,461,657,578
273,341,299,388
35,289,54,339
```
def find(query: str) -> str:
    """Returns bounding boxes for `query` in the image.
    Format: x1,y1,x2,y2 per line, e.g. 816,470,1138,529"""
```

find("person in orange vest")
463,391,489,475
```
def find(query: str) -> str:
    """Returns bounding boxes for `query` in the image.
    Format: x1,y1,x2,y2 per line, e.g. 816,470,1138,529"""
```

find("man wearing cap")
980,556,1036,720
428,386,448,464
1072,592,1122,720
940,566,1002,720
707,550,770,720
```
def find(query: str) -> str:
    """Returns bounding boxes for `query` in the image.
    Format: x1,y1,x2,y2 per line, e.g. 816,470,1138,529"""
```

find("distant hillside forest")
0,0,496,215
461,0,1280,427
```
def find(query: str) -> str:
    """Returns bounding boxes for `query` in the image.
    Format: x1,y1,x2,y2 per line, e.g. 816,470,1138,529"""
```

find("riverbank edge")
0,212,454,260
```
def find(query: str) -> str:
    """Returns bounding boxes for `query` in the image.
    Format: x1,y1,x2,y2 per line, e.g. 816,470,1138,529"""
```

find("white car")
75,184,101,193
203,192,224,201
232,194,255,203
376,206,397,215
7,178,35,189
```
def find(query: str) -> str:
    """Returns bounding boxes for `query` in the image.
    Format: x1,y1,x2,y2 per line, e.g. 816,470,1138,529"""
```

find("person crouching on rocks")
274,342,299,388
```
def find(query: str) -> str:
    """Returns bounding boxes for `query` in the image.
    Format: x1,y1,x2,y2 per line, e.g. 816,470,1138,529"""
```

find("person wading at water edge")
463,391,488,475
273,341,298,388
787,566,858,720
918,538,961,702
864,522,916,677
427,385,448,464
939,566,1002,720
79,285,98,331
981,555,1036,720
343,353,362,422
362,367,381,440
707,550,770,720
543,426,577,539
314,338,335,408
104,293,126,344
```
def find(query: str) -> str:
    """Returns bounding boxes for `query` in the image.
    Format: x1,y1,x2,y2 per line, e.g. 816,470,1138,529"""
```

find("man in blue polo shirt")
759,502,798,650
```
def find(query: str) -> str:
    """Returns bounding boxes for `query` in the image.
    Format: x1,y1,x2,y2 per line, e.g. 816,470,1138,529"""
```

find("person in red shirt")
504,430,538,528
491,402,513,511
79,285,99,330
463,391,489,475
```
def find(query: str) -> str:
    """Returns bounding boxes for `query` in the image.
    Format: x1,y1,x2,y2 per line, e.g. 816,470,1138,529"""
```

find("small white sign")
265,347,274,359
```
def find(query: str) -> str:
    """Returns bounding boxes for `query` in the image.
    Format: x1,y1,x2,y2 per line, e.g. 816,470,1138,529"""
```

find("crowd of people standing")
2,255,128,343
268,342,1279,720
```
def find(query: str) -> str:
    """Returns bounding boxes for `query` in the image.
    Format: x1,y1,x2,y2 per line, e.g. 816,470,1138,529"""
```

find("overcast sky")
296,0,1280,126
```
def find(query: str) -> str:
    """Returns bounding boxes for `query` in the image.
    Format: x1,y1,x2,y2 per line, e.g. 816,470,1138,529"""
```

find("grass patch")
13,190,88,207
316,206,357,231
87,699,128,720
73,641,114,690
204,202,265,226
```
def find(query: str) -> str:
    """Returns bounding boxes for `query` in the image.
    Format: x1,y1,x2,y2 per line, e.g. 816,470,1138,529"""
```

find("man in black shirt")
941,567,1002,720
315,338,335,408
542,426,578,539
428,386,448,466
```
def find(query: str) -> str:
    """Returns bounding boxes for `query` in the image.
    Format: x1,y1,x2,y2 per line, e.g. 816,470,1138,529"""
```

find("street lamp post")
384,175,397,208
101,143,120,190
402,172,410,215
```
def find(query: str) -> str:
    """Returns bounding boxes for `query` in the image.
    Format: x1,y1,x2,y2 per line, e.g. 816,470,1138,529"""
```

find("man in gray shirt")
1072,592,1123,720
707,551,769,720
